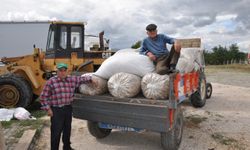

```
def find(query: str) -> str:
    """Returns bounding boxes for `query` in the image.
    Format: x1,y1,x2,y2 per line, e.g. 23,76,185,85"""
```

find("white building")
0,21,110,57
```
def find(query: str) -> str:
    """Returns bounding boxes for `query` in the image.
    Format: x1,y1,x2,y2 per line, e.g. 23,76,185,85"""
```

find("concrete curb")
14,129,36,150
14,121,48,150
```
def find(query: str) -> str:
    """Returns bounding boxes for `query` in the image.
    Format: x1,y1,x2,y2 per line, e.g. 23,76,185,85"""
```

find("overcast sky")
0,0,250,55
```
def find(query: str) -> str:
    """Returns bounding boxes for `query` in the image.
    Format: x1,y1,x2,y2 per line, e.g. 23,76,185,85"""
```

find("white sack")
108,72,141,98
94,49,155,79
176,57,195,73
79,73,107,95
14,107,32,120
0,108,14,121
176,48,202,73
141,73,169,100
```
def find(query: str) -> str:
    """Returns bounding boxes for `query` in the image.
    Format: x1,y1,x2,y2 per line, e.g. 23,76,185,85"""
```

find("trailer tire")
0,74,32,108
206,82,212,99
190,73,206,108
87,121,112,139
161,107,183,150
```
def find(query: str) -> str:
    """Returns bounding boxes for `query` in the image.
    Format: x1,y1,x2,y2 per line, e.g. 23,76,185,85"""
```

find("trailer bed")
73,93,171,132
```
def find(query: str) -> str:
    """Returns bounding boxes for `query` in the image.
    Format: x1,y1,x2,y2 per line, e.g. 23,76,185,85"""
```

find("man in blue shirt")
140,24,181,74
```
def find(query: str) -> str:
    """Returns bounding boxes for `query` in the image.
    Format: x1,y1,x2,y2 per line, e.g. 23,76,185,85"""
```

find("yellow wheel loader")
0,21,115,108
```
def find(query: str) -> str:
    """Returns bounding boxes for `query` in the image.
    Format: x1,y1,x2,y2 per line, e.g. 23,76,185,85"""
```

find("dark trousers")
155,46,180,75
51,105,72,150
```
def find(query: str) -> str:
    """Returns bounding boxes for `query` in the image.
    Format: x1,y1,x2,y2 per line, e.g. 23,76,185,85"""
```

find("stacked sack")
141,73,169,100
108,72,141,98
79,49,155,97
79,48,174,100
79,73,108,95
176,48,202,73
91,48,155,98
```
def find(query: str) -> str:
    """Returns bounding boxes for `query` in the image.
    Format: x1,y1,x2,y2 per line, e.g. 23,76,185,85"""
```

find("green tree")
131,41,141,49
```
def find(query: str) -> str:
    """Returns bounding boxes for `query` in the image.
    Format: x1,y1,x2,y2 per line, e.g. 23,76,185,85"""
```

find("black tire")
87,121,112,139
161,107,183,150
0,74,32,108
206,82,212,99
190,73,207,108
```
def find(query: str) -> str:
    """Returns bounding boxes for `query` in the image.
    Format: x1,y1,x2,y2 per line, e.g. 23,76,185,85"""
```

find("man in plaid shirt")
40,63,95,150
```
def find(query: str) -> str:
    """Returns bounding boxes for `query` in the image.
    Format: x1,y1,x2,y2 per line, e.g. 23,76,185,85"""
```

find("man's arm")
139,39,156,61
163,35,181,52
74,75,92,88
40,81,53,116
173,39,181,53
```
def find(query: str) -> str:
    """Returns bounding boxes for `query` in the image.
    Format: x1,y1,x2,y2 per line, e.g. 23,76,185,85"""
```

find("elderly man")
140,24,181,74
40,63,95,150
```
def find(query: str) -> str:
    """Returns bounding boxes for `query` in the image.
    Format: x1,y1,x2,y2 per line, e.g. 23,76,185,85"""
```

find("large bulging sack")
108,72,141,98
176,48,202,73
79,74,107,95
176,57,195,73
141,73,169,100
94,49,155,79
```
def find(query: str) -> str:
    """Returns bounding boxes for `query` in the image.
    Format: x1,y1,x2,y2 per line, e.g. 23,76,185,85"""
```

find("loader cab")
45,22,85,58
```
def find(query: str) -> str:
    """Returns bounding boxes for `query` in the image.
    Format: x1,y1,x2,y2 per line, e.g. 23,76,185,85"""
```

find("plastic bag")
14,107,33,120
0,108,14,121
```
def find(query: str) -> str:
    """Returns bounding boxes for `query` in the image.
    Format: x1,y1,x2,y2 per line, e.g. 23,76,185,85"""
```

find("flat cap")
146,24,157,31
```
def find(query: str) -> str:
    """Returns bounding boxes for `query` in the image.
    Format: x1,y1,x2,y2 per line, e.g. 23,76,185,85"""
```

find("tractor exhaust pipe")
99,31,104,51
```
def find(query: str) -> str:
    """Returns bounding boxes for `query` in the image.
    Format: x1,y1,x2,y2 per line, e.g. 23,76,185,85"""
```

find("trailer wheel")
206,83,212,99
161,107,183,150
0,74,32,108
87,121,112,139
190,73,206,108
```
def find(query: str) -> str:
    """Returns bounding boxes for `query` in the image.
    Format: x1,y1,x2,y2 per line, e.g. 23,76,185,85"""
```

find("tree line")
204,44,247,65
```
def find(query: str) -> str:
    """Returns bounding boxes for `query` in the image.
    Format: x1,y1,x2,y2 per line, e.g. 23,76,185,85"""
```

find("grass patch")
3,119,45,129
185,115,207,128
206,64,250,73
211,132,246,150
31,110,47,118
1,121,14,128
211,133,235,145
14,129,24,138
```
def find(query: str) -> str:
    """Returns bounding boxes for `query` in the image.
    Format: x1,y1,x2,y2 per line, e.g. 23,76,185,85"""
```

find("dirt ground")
34,70,250,150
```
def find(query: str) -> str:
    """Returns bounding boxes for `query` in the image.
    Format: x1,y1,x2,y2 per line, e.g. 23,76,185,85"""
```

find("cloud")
0,0,249,54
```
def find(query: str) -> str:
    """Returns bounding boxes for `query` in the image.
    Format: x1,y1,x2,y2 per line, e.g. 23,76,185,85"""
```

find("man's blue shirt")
140,34,175,58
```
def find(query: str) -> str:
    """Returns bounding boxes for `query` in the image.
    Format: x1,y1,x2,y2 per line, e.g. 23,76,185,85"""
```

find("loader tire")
190,73,206,108
0,74,32,108
87,121,112,139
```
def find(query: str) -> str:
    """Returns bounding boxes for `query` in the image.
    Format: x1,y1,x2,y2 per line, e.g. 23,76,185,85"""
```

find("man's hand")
174,40,181,53
147,52,156,61
47,108,53,117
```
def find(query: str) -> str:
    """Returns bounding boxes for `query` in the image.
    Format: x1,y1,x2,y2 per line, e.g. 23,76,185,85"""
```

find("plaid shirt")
40,75,91,110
